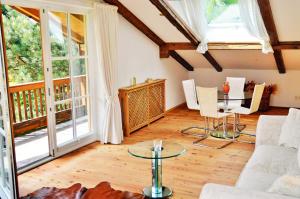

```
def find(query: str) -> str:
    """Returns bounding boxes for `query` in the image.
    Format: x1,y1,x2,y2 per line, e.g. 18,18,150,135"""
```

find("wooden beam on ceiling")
273,41,300,50
103,0,194,71
257,0,286,73
169,51,193,71
163,41,300,51
149,0,198,45
149,0,223,72
161,42,263,50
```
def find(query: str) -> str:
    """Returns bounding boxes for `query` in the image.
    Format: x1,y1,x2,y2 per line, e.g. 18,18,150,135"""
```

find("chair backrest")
249,83,265,114
226,77,246,98
226,77,246,107
182,79,199,110
196,86,218,118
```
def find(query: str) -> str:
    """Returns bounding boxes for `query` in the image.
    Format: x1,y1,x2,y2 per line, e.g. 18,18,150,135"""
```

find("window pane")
52,60,71,101
55,101,74,146
75,98,89,137
72,59,87,97
49,11,68,57
206,0,240,24
0,134,9,187
70,14,86,56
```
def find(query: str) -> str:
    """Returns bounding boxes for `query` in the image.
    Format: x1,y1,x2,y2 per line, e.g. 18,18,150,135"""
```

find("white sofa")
200,115,300,199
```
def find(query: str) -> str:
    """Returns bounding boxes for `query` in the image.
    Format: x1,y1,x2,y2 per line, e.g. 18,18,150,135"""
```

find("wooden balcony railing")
8,75,87,136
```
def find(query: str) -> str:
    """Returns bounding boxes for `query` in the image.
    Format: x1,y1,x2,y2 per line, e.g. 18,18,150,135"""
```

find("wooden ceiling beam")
149,0,223,72
162,42,263,50
273,41,300,50
163,41,300,51
257,0,286,73
169,51,194,71
103,0,194,71
149,0,198,45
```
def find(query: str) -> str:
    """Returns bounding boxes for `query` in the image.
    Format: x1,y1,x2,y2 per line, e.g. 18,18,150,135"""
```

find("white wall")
189,68,300,108
117,16,189,109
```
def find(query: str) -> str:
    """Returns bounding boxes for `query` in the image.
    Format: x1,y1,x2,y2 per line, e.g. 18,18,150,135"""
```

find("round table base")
143,186,172,198
210,130,240,139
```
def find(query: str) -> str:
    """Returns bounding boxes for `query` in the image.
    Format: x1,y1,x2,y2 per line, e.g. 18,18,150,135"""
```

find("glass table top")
218,91,253,101
128,140,185,159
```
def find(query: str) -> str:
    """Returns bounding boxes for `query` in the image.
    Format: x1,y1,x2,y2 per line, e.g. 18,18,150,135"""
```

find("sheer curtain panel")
93,3,123,144
239,0,273,54
180,0,209,53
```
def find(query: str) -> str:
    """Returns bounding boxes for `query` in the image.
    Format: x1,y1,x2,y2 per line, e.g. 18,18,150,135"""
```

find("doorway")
2,5,50,169
1,3,94,171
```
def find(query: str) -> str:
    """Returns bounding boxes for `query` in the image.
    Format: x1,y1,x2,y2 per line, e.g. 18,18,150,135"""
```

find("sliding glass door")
0,15,18,198
46,10,91,151
1,4,51,169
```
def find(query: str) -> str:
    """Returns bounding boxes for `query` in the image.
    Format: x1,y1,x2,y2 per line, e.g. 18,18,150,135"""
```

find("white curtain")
180,0,209,53
93,3,123,144
239,0,273,54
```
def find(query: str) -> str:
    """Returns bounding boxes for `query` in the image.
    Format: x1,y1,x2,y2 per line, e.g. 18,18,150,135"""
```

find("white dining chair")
218,77,246,111
182,79,199,110
193,86,234,149
230,83,265,143
181,79,206,137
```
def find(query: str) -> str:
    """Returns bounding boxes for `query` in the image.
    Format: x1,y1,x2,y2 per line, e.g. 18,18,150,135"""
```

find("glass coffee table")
128,140,185,198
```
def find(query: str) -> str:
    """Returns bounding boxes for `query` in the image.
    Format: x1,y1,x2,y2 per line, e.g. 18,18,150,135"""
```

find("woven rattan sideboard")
119,79,166,136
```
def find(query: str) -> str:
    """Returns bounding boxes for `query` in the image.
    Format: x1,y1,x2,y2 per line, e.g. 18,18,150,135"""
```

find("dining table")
210,91,253,139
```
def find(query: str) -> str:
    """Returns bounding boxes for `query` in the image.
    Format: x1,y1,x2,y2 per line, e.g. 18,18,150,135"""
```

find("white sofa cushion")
256,115,286,147
200,183,298,199
268,175,300,198
279,108,300,149
236,145,298,191
236,169,279,191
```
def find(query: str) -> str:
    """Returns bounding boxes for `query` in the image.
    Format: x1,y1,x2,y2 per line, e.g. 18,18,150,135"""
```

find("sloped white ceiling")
209,50,276,70
119,0,300,71
176,50,212,68
282,50,300,70
270,0,300,41
119,0,188,42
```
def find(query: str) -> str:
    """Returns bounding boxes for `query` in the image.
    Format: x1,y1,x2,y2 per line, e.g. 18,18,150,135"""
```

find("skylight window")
206,0,241,24
167,0,259,43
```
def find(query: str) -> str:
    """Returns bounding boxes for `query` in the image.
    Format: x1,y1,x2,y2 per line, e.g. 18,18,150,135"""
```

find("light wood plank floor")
18,105,288,198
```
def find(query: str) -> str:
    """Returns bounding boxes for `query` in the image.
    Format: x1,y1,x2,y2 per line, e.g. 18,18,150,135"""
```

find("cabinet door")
127,87,149,132
149,83,164,119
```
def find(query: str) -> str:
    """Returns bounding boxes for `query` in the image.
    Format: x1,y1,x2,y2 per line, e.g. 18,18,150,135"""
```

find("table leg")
152,157,162,196
143,156,173,198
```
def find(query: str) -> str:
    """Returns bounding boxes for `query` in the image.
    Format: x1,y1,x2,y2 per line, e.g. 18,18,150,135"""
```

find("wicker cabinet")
119,79,166,136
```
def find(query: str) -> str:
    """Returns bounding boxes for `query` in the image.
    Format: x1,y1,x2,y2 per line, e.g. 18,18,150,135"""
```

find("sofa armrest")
200,183,297,199
255,115,286,147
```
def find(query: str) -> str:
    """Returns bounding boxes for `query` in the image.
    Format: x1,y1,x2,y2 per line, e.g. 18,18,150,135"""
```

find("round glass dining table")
212,91,253,139
218,91,253,101
128,140,185,198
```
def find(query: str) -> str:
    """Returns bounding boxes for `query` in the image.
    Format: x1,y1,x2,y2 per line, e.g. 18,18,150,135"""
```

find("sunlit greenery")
2,5,75,85
2,5,44,85
206,0,238,23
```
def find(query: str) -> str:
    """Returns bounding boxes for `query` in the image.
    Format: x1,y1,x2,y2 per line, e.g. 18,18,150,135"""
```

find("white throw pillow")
279,108,300,148
268,174,300,197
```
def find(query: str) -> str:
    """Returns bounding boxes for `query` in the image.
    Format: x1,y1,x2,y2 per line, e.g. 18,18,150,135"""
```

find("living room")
0,0,300,199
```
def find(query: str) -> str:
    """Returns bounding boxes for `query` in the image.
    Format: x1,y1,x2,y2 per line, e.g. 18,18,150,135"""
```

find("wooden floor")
18,105,288,198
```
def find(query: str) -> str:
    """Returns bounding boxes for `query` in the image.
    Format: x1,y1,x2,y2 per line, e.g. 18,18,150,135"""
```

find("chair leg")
193,116,234,149
181,116,220,138
181,126,207,137
193,117,209,145
234,113,255,144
